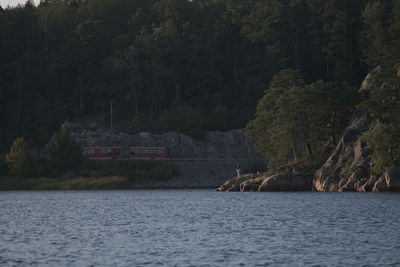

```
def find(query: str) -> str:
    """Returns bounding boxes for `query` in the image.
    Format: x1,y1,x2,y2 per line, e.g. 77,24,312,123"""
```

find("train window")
83,149,96,155
130,148,141,154
100,149,111,155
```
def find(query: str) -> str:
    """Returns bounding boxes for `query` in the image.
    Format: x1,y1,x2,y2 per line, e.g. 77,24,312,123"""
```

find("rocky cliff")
313,68,400,192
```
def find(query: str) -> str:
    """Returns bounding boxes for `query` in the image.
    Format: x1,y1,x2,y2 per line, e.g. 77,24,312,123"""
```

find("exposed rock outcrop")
372,166,400,192
314,67,399,192
313,111,373,192
217,174,255,192
259,172,313,192
71,127,257,160
313,66,399,192
217,171,313,192
240,177,264,192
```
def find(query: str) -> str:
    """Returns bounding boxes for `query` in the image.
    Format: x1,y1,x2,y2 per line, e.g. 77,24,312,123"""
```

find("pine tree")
364,122,400,173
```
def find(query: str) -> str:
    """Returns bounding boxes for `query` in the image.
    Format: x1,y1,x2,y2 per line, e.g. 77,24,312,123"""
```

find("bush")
78,159,178,181
5,138,30,177
364,122,400,174
30,157,54,178
48,121,83,172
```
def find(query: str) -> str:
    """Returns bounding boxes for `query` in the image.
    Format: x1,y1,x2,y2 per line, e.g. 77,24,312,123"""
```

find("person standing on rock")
236,163,241,177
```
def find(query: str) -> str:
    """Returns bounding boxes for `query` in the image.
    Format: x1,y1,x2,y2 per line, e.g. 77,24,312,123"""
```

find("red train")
82,147,122,159
82,146,171,159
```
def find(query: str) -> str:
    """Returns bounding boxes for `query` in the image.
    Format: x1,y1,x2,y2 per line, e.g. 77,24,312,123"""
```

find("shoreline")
0,176,221,191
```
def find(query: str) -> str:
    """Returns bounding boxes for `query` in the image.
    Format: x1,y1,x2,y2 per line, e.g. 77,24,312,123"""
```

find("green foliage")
0,159,178,190
245,69,305,168
364,123,400,174
359,0,400,174
360,70,400,126
0,0,373,151
0,176,128,190
245,69,357,169
77,159,178,181
340,160,357,177
362,0,400,70
48,121,83,172
5,138,30,177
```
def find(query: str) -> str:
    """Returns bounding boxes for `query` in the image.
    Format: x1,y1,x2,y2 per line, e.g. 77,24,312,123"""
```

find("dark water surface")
0,190,399,266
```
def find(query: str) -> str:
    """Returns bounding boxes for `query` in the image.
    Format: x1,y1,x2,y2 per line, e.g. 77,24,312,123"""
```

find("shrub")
48,121,83,172
78,159,178,181
5,138,30,177
364,122,400,174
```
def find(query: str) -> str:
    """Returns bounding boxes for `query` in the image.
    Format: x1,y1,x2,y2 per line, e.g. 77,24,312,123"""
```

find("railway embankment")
70,127,266,188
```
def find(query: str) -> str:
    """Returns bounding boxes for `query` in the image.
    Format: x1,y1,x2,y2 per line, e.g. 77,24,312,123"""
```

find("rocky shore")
217,68,400,193
217,169,314,192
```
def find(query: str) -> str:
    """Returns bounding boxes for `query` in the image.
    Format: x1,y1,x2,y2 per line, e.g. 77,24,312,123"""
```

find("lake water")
0,190,399,266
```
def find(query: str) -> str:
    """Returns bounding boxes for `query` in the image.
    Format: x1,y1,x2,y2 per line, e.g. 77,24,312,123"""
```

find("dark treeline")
0,0,396,152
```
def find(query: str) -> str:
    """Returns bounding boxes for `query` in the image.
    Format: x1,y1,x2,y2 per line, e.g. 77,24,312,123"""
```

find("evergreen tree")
364,122,400,173
245,69,305,168
245,69,357,169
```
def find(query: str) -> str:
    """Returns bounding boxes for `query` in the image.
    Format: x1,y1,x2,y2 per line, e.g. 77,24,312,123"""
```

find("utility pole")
110,99,114,131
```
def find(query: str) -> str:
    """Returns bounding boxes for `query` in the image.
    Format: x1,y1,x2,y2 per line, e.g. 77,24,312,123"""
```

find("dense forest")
0,0,399,170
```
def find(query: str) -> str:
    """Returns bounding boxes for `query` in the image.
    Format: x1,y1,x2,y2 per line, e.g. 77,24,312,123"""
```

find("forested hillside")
0,0,398,155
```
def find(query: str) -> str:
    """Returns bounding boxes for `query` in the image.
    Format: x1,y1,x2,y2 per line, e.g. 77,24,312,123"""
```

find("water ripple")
0,191,399,266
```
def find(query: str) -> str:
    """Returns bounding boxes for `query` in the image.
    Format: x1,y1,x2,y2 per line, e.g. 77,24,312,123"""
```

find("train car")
82,146,122,159
128,146,171,159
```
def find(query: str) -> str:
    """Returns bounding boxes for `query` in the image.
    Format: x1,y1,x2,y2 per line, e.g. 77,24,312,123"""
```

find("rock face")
240,177,264,192
313,111,373,192
217,171,313,192
259,172,313,192
217,174,255,192
313,67,399,192
71,126,257,160
312,69,378,192
372,167,400,192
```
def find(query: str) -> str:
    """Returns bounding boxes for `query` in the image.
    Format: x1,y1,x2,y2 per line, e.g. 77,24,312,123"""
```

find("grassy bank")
0,159,178,190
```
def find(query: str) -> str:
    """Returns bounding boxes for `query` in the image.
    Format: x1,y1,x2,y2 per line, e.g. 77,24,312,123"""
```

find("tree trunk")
306,140,313,159
331,111,337,145
129,66,138,114
173,78,181,105
233,53,239,96
291,141,298,161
